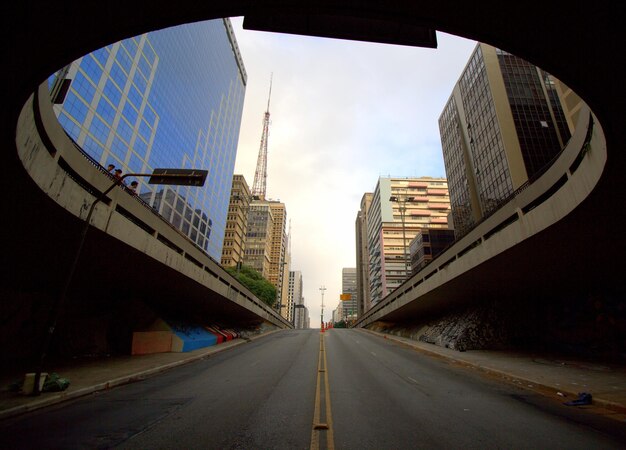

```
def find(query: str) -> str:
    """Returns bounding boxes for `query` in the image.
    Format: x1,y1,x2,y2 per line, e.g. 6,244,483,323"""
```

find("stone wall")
367,288,626,362
368,301,512,352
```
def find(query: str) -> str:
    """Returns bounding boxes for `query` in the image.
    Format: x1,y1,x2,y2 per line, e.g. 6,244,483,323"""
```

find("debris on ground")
42,373,70,392
564,392,592,406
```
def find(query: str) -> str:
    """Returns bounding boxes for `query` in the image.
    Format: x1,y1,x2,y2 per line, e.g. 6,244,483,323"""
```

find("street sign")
340,293,351,301
148,168,208,186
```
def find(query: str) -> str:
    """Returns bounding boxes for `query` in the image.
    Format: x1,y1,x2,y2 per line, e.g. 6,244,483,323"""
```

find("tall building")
281,246,292,320
221,174,251,267
303,307,310,329
49,19,246,261
552,79,583,135
268,201,289,318
332,304,344,324
438,43,570,238
243,198,289,316
409,228,456,273
341,268,358,323
289,271,306,329
244,202,274,278
367,177,450,305
355,193,373,317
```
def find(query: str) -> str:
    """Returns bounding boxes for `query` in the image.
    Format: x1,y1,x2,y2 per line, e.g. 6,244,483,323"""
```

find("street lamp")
32,168,208,395
319,286,327,330
389,194,415,281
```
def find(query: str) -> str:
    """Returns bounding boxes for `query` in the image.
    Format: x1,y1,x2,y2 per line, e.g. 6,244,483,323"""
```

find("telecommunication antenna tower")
252,75,273,200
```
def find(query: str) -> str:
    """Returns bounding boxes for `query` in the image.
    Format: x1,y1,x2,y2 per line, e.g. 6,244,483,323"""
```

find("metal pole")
32,175,128,395
319,286,326,329
400,200,409,280
32,170,202,394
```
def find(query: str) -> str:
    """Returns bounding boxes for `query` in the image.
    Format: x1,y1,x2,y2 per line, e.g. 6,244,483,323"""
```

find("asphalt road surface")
1,329,624,449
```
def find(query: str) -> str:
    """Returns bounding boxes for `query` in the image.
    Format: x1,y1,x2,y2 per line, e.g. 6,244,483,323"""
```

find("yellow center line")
323,334,335,449
310,332,335,450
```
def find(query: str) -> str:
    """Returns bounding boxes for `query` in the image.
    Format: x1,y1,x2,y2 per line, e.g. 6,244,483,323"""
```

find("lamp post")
32,168,207,395
319,286,327,330
389,194,415,281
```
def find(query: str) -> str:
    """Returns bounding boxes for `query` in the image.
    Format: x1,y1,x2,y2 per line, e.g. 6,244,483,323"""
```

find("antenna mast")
252,74,272,200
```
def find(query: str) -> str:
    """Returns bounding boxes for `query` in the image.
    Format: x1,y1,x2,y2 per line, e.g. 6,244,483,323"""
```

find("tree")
225,265,277,307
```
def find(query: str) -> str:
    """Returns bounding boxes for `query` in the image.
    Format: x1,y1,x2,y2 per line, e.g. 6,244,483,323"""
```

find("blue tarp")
170,324,218,352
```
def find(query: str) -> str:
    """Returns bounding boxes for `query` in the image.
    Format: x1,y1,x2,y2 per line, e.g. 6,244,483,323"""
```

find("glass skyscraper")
49,18,247,260
439,43,570,238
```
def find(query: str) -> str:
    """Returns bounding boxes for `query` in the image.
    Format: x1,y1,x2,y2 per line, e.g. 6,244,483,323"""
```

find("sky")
229,17,477,327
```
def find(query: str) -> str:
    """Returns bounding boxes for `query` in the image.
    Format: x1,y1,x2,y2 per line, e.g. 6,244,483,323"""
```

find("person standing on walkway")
113,169,124,184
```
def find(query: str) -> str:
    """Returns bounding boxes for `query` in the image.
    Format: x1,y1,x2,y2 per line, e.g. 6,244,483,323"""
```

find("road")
1,329,624,449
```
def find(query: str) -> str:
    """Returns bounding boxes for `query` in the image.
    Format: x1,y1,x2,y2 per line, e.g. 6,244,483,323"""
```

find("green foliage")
225,265,277,307
334,320,347,328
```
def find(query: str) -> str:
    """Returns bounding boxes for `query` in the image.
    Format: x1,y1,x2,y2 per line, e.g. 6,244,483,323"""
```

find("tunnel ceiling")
1,1,625,319
243,11,437,48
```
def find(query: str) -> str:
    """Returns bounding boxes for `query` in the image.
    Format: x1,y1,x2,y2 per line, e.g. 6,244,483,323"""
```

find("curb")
360,329,626,415
0,329,282,421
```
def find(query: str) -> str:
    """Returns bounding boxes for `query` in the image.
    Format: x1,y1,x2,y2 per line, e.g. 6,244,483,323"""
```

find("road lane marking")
323,334,335,450
408,376,419,384
311,333,335,450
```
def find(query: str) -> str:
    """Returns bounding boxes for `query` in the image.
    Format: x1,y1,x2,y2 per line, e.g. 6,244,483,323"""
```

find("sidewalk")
0,330,280,421
361,328,626,419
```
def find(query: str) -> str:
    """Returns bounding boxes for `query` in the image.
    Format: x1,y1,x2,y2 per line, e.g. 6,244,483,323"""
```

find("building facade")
438,43,570,238
355,193,373,317
221,174,251,267
341,268,358,323
268,202,290,319
242,199,289,316
367,177,450,306
332,305,344,324
409,229,456,273
49,19,246,261
244,202,274,278
289,271,307,329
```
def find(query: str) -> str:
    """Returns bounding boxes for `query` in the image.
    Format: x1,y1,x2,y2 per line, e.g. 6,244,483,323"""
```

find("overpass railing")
356,105,602,329
17,82,291,329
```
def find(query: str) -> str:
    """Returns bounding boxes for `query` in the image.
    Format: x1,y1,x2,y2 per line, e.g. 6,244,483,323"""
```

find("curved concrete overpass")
16,83,291,331
356,108,607,328
1,2,625,340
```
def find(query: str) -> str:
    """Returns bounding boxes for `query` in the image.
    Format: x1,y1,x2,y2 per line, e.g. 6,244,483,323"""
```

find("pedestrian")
129,181,138,194
107,164,115,172
114,168,123,180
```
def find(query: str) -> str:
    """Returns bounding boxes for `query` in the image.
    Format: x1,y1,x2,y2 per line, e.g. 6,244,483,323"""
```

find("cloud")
229,17,476,326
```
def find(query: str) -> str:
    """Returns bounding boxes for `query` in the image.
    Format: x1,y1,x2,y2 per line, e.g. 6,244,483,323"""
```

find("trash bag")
42,372,70,392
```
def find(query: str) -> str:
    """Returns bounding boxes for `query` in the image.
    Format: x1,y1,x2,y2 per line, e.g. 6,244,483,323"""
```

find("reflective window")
51,19,246,259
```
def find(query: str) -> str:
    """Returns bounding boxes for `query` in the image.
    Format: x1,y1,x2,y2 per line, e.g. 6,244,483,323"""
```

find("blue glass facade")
49,19,247,260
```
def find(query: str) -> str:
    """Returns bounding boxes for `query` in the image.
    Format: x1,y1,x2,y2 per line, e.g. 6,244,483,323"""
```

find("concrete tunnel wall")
4,83,291,361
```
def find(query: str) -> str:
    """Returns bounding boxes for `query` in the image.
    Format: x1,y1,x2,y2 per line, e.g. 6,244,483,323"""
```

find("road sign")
148,168,208,186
